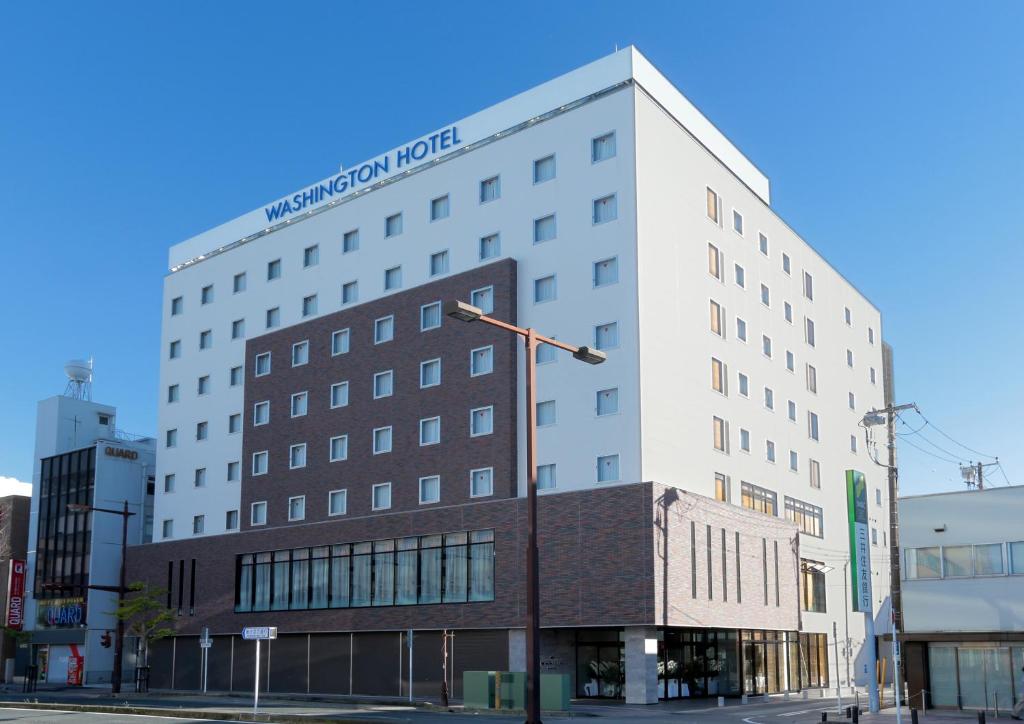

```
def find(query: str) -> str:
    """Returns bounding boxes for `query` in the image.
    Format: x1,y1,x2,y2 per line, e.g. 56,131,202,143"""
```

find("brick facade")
240,259,518,529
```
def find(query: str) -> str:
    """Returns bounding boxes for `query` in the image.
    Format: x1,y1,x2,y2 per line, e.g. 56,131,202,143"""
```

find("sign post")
242,627,277,714
847,470,879,713
199,628,211,693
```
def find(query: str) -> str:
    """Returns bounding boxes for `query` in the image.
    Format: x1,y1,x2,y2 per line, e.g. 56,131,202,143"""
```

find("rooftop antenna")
63,358,93,401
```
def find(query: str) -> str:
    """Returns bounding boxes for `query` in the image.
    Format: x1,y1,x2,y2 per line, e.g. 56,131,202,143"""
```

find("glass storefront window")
943,546,974,578
929,646,959,707
974,544,1004,575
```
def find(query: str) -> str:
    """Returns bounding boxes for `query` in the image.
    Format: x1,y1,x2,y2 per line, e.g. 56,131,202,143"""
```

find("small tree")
112,581,175,667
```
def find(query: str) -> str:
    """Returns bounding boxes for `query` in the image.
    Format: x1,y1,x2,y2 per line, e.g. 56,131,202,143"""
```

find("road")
0,708,223,723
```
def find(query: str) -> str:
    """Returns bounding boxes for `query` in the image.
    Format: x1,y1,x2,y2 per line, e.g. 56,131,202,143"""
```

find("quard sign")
38,597,86,627
5,559,25,630
104,446,138,461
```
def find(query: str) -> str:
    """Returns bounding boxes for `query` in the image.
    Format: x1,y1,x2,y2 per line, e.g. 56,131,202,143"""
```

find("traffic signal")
100,631,112,648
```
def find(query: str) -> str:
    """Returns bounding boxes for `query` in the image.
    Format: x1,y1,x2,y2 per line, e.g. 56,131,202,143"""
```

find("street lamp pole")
445,301,605,724
67,501,134,695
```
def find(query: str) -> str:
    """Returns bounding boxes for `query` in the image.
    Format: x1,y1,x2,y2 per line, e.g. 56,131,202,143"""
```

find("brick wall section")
651,484,801,631
241,259,518,529
126,481,798,637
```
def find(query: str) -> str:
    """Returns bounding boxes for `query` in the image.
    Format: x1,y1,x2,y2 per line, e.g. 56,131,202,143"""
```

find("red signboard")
6,559,25,630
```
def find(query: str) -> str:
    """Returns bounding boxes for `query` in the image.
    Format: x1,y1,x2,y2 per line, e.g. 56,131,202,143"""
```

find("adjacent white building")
155,46,892,692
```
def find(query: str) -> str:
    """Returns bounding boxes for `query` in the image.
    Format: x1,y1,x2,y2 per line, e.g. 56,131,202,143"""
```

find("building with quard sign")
25,381,155,685
127,47,894,702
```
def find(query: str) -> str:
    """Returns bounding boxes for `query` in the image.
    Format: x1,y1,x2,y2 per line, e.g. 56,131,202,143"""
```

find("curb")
0,700,407,723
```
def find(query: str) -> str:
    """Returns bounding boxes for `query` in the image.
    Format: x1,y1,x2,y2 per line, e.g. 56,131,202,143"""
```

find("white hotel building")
132,47,893,702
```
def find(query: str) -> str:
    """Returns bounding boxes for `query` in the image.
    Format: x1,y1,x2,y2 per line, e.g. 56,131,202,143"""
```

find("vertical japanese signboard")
846,470,873,612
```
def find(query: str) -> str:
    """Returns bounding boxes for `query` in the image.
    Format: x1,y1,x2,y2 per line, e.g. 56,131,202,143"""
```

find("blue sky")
1,1,1020,495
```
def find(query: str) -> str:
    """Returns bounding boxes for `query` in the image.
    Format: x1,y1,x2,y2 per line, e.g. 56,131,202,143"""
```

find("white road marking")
0,707,224,722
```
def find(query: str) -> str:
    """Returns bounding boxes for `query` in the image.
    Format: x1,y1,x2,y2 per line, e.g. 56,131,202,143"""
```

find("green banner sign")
846,470,873,612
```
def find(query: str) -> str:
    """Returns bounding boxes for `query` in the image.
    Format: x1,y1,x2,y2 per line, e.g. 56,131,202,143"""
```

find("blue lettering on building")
264,126,462,223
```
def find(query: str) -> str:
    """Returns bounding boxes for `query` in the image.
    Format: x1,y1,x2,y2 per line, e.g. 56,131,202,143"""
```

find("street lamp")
445,300,605,724
67,501,135,695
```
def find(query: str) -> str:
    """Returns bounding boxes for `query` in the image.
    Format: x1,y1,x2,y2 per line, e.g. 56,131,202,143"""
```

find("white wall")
900,487,1024,634
633,85,891,681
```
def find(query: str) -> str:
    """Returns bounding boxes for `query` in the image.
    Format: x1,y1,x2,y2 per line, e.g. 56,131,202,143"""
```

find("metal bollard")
822,713,828,722
977,711,985,724
846,706,852,719
741,694,749,705
852,705,859,723
718,696,725,708
911,709,919,724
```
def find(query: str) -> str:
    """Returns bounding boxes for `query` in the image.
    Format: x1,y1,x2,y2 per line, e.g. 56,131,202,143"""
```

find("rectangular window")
740,481,777,516
739,428,750,452
905,547,941,579
196,422,208,441
419,476,441,504
713,416,729,453
267,259,282,281
342,281,358,304
597,454,620,482
227,461,240,482
732,210,743,235
765,440,776,462
782,253,791,275
171,296,183,315
868,327,875,344
419,416,441,446
372,482,392,510
163,474,175,493
374,370,394,398
715,473,730,502
199,330,212,350
384,266,402,290
288,496,305,521
803,271,814,300
943,545,973,577
595,322,619,350
975,543,1004,575
536,400,556,427
372,427,392,454
197,375,210,395
330,435,348,462
788,399,797,421
734,264,745,288
225,510,239,530
786,350,795,372
228,413,241,434
736,317,747,342
849,392,856,410
480,176,500,202
759,233,769,255
534,274,556,303
801,560,827,612
804,318,816,347
332,329,350,355
302,294,317,317
385,212,403,237
761,284,770,307
418,301,441,331
470,406,493,436
870,367,877,384
593,194,617,224
709,300,724,336
597,388,618,416
762,335,772,358
810,459,821,489
764,387,774,410
169,339,181,359
706,187,720,224
420,358,441,387
167,384,179,403
329,489,347,516
479,233,500,260
808,412,820,441
711,358,728,395
845,306,853,325
374,315,395,344
847,349,854,367
708,243,722,280
471,468,493,497
430,194,450,220
850,435,858,453
534,214,556,243
166,429,177,447
806,364,818,393
470,346,493,376
429,250,449,277
738,373,749,397
538,464,556,490
536,342,557,364
594,257,618,287
265,307,280,329
470,286,494,314
230,365,243,386
255,352,271,377
789,450,799,472
291,341,309,366
784,302,793,323
201,284,214,304
303,244,319,268
1010,542,1024,574
330,381,349,408
162,520,173,539
290,391,308,417
592,132,616,162
251,501,267,526
194,467,206,487
533,155,555,183
289,443,307,469
343,229,359,253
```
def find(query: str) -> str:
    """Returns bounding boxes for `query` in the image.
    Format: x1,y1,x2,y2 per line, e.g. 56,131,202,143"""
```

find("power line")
910,409,997,460
897,432,962,465
895,415,968,462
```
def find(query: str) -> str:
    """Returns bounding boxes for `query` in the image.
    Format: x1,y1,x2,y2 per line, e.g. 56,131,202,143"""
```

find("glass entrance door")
577,644,624,698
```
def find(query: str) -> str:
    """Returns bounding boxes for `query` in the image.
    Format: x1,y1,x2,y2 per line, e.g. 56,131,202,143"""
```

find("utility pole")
843,561,851,690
